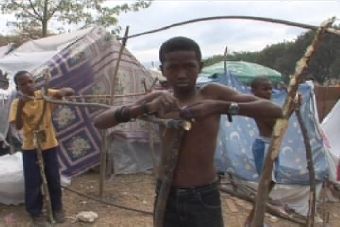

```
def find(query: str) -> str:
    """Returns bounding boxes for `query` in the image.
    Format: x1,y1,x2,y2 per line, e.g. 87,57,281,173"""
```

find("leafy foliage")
1,0,152,37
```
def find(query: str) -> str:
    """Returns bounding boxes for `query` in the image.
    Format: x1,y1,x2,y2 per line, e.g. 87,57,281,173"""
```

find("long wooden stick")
99,26,130,197
251,18,335,227
219,186,307,225
34,70,54,223
117,16,340,40
34,132,55,224
295,107,316,227
154,128,185,227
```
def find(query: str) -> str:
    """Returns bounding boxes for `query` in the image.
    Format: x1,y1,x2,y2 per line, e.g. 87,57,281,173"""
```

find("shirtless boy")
94,37,282,227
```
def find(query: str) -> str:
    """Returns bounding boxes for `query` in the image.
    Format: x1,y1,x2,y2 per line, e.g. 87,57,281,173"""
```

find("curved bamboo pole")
117,16,340,40
154,128,185,227
36,70,55,224
296,106,316,227
251,18,335,227
99,26,130,197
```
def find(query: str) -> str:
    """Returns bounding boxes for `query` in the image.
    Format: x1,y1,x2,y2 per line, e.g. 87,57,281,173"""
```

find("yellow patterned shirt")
9,89,59,150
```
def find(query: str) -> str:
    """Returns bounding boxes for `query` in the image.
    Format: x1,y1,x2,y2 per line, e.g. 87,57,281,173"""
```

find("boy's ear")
199,62,203,72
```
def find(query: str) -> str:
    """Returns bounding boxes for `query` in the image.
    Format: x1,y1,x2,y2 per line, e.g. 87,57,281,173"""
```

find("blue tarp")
198,71,329,185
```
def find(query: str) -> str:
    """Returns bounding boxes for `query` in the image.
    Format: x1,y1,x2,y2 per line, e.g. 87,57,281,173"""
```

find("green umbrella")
201,61,282,85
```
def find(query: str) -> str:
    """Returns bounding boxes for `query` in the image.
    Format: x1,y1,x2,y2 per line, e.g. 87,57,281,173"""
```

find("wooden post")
99,129,107,197
219,187,307,225
154,128,185,227
99,26,130,197
34,132,55,224
251,18,335,227
35,69,54,223
295,107,316,227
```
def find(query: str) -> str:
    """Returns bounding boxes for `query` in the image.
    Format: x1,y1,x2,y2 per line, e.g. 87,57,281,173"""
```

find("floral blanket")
40,27,153,177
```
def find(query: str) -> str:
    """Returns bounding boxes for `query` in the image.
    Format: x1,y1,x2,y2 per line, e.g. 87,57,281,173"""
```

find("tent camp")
199,60,283,85
0,27,338,219
0,26,157,204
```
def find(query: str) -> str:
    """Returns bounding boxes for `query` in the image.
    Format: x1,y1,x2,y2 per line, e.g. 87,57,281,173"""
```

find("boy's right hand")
146,92,179,117
17,92,31,109
18,93,30,102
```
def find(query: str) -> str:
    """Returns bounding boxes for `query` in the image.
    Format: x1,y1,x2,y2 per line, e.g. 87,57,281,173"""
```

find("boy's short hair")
14,70,30,86
250,76,271,90
159,36,202,63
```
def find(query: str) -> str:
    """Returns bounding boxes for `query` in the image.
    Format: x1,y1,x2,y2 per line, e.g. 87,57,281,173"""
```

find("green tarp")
201,61,282,85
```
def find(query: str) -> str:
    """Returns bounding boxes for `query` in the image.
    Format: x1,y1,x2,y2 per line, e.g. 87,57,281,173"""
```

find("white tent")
322,100,340,184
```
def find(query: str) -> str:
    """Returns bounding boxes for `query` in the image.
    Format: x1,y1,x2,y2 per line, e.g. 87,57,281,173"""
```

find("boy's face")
252,81,273,100
160,50,202,93
16,73,35,96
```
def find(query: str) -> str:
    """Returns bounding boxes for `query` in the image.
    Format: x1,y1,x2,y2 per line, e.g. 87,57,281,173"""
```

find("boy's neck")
174,87,197,101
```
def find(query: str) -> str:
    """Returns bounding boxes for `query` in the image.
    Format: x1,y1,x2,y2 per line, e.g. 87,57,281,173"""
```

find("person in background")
93,37,282,227
246,76,300,226
8,70,74,226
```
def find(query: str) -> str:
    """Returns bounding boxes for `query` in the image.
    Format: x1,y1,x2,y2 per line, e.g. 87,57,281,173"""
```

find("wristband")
142,103,150,114
142,103,155,115
114,106,131,123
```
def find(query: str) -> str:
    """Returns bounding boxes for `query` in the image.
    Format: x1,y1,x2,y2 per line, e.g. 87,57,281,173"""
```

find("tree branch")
117,16,340,40
10,0,41,21
251,18,335,227
295,107,316,227
28,0,43,20
48,0,64,20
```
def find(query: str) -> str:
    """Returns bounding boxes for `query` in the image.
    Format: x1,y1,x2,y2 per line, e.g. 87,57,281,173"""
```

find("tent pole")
251,18,335,227
99,26,130,197
296,106,316,227
223,44,228,75
219,187,307,225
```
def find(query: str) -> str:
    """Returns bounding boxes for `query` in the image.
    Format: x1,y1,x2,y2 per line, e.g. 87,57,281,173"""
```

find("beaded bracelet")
114,106,131,123
142,103,153,115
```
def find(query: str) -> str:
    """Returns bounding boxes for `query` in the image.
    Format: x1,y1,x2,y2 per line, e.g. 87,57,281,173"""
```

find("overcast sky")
115,0,340,66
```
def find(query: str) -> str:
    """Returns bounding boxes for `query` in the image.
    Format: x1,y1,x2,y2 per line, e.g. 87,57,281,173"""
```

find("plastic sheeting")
0,152,24,205
109,135,160,174
0,152,71,205
321,100,340,183
198,72,329,185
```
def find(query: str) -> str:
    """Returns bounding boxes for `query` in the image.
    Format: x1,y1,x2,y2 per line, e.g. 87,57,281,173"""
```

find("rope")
62,185,153,216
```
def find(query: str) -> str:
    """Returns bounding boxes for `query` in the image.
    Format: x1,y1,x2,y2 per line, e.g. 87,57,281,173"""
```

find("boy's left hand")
179,100,218,121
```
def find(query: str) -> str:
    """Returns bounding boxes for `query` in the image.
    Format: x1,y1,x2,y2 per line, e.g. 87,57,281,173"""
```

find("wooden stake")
220,186,306,225
34,131,55,224
154,127,185,227
251,18,335,227
295,107,316,227
99,26,130,197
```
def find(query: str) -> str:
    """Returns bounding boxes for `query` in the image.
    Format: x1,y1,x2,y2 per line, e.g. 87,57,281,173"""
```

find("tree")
1,0,152,38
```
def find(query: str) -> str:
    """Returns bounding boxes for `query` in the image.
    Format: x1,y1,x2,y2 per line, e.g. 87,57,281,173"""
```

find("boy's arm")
9,98,28,130
50,88,75,99
180,83,282,120
93,91,179,129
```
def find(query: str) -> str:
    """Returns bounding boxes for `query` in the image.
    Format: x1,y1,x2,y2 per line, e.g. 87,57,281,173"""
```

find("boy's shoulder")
34,88,59,97
199,82,235,97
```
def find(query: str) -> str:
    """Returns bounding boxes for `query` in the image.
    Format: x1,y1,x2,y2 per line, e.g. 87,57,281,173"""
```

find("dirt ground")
0,172,340,227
